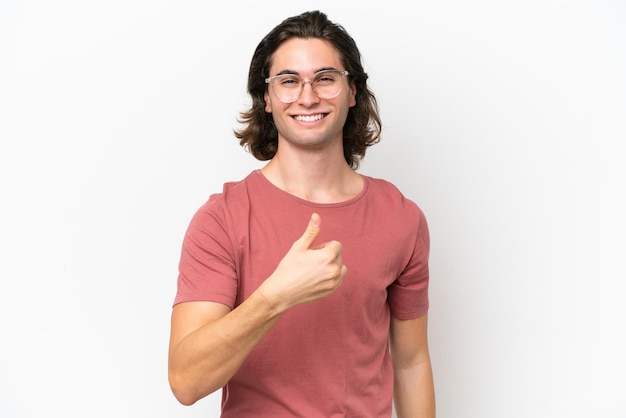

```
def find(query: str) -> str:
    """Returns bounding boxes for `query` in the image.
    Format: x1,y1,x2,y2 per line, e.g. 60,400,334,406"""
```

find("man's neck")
260,146,363,204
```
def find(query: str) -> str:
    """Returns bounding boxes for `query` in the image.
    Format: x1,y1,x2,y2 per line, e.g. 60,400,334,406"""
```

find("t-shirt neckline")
252,169,369,209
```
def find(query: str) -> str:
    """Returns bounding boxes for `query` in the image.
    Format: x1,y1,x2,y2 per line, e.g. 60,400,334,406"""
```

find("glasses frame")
265,70,350,103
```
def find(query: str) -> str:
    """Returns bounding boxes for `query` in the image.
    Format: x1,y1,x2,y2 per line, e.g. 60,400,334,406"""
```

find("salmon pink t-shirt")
175,170,430,417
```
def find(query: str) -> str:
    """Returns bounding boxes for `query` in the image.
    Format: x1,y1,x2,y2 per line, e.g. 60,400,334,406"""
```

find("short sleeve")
173,195,239,308
388,208,430,320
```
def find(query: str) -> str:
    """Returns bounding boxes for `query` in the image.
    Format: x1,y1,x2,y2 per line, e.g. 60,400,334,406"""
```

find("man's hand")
258,213,347,313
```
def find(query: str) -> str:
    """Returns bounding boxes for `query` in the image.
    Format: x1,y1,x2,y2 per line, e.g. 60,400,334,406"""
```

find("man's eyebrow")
315,67,339,73
274,69,298,76
272,67,340,76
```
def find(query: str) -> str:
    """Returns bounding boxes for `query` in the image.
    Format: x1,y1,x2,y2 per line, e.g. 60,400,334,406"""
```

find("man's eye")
315,74,338,84
280,77,300,87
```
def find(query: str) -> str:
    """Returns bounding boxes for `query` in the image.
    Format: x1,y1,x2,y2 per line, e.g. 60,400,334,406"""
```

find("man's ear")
349,82,357,108
264,92,272,113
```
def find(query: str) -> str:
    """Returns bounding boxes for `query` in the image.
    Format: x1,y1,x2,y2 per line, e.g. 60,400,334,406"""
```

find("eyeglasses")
265,70,350,103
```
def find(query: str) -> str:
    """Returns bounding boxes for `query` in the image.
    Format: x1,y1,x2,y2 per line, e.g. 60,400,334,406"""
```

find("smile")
293,114,326,122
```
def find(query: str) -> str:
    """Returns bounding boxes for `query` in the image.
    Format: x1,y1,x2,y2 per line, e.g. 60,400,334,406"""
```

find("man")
168,10,435,417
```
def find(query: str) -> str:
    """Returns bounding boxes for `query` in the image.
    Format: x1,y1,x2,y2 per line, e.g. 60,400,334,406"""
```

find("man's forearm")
393,360,435,418
168,291,283,405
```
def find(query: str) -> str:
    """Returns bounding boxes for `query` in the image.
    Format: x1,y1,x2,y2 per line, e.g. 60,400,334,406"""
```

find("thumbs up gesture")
258,213,347,313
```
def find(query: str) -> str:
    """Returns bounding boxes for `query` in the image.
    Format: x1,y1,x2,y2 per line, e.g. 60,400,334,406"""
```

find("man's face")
264,37,356,152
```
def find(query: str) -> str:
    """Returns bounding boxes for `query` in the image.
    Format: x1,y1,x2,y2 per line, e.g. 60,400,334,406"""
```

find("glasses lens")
313,70,343,99
272,75,301,103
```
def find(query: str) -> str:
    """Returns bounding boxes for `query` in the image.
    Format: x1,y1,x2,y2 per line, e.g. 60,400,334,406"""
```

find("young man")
168,10,435,418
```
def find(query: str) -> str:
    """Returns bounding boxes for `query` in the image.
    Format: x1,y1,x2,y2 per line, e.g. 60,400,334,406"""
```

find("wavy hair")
233,10,381,169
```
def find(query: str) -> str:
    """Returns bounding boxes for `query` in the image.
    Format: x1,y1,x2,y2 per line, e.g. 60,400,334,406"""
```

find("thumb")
295,213,321,250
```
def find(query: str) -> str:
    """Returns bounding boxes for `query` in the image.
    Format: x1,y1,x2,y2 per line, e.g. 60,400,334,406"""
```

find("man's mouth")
293,114,326,122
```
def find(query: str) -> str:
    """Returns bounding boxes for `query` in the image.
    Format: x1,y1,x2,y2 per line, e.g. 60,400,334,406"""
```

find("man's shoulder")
203,170,260,204
363,175,402,194
192,171,259,220
362,175,427,229
221,170,258,193
364,175,419,205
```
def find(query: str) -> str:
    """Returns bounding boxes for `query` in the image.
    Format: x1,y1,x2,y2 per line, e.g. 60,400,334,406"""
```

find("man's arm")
168,295,281,405
389,313,435,418
168,213,346,405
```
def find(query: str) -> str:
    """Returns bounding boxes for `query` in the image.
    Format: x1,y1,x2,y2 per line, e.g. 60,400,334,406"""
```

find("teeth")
294,114,324,122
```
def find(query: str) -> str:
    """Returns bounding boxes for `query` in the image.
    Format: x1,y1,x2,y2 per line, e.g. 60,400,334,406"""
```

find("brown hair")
233,10,381,169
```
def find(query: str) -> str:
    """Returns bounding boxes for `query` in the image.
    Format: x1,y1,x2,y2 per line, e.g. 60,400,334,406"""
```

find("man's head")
235,11,381,169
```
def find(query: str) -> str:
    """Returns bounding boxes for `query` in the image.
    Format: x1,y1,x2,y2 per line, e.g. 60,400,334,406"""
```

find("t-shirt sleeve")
388,207,430,320
173,195,238,308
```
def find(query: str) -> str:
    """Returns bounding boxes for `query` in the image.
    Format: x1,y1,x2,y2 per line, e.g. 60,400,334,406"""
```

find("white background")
1,1,625,417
